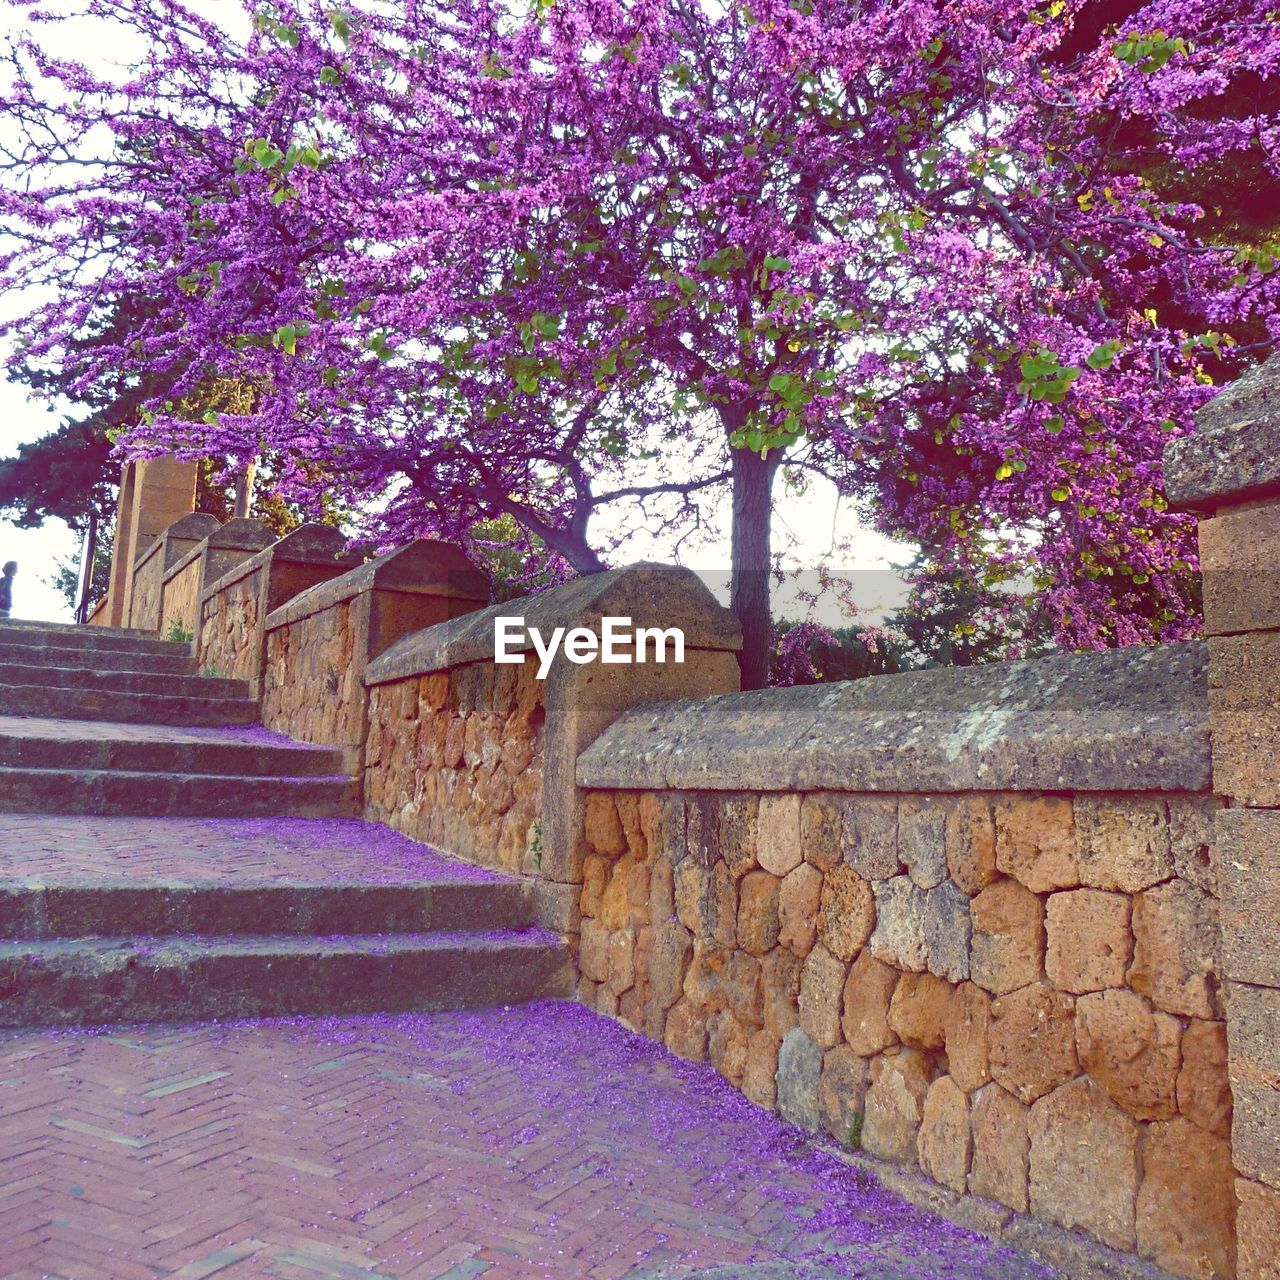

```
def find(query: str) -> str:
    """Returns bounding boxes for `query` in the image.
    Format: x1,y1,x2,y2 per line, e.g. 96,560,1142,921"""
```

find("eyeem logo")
494,616,685,680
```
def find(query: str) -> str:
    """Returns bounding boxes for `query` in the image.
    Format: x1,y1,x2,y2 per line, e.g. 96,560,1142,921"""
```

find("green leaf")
762,255,791,271
1086,340,1122,371
328,9,351,43
319,66,340,85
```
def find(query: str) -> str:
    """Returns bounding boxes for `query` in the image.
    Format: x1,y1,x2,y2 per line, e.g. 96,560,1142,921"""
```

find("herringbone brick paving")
0,1001,1047,1280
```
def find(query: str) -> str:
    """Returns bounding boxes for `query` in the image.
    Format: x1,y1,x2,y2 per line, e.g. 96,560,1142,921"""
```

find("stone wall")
260,541,490,776
201,567,264,681
364,661,545,876
157,552,203,640
128,513,219,633
575,644,1236,1279
157,518,274,644
1164,350,1280,1279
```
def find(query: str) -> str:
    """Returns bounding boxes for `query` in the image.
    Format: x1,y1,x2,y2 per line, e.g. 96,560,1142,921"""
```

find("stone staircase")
0,621,571,1026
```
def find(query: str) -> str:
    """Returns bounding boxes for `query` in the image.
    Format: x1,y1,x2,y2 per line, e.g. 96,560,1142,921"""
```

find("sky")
0,1,911,630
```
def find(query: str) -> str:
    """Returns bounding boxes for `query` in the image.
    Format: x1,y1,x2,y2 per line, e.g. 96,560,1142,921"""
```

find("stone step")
0,661,248,700
0,767,358,817
0,637,197,675
0,877,536,938
0,683,258,726
0,928,573,1025
0,620,182,655
0,728,345,778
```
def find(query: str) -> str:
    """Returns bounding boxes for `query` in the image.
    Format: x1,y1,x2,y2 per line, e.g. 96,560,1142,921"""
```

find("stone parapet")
578,641,1209,795
260,540,489,776
127,513,220,632
156,518,274,644
362,564,741,913
198,524,358,692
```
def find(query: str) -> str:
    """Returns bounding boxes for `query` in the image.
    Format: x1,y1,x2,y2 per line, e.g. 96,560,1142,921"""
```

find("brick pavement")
0,1001,1049,1280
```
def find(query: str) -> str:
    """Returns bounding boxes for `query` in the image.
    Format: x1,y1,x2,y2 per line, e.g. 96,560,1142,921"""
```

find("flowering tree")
3,0,1278,684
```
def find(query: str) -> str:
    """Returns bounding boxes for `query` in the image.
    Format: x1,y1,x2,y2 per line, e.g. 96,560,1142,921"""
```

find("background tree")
3,0,1277,680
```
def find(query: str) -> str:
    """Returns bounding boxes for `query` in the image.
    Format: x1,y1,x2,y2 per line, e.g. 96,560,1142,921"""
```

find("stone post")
261,540,490,775
127,513,221,632
197,524,360,695
1164,350,1280,1278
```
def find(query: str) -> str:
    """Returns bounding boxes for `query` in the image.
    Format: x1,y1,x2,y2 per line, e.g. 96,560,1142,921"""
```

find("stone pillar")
1164,350,1280,1278
104,455,199,627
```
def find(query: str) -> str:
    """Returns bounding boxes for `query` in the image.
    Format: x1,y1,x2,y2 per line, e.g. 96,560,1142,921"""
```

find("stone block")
969,1083,1029,1212
743,1029,780,1109
1076,795,1173,893
1178,1018,1232,1138
801,793,843,872
720,794,759,879
868,875,928,972
946,796,998,896
579,917,610,983
648,921,692,1011
758,794,803,876
969,880,1045,996
778,862,822,958
1130,879,1221,1019
1168,794,1219,896
664,998,706,1061
918,1076,971,1194
798,943,847,1049
1210,632,1280,809
1136,1118,1236,1280
840,796,900,879
606,926,636,995
1198,501,1280,635
989,983,1078,1104
1217,807,1280,988
863,1048,932,1164
1028,1078,1141,1252
762,946,801,1042
1044,888,1132,993
841,950,900,1058
945,983,992,1094
899,795,949,890
888,972,952,1052
1238,1176,1280,1280
1228,981,1280,1191
994,795,1079,893
776,1027,822,1130
707,1009,749,1085
584,792,626,857
923,880,971,982
1075,989,1180,1121
819,1045,869,1145
737,870,781,957
817,863,875,963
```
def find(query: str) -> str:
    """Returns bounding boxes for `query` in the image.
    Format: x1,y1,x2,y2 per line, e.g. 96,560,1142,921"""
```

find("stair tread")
0,714,337,751
0,927,562,955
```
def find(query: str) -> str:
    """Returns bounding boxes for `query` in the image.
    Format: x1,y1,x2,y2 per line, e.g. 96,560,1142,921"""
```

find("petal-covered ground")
0,1000,1050,1280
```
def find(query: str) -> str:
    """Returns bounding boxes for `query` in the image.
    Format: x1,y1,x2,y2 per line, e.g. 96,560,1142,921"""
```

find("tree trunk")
233,461,256,519
730,446,778,690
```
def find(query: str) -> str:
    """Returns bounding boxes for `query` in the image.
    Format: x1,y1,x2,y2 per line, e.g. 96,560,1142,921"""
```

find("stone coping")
1164,351,1280,510
199,524,360,606
577,640,1209,794
160,518,275,587
133,513,221,574
365,563,742,687
264,539,489,633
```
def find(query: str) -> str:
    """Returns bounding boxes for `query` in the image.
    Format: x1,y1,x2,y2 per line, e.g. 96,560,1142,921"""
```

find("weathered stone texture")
989,983,1078,1104
841,796,900,879
917,1076,971,1194
969,1083,1029,1212
776,1027,822,1131
946,796,997,895
757,795,802,876
365,662,543,875
1227,982,1280,1191
158,555,202,642
1075,989,1180,1121
1237,1176,1280,1280
200,568,263,681
1217,807,1280,988
778,862,822,957
1136,1118,1237,1280
868,875,928,972
816,863,874,962
863,1048,932,1164
819,1045,869,1145
1076,795,1174,893
969,880,1044,995
1045,888,1132,993
888,972,951,1052
994,795,1079,893
945,982,992,1094
898,796,948,889
1178,1018,1232,1138
841,950,899,1058
798,943,846,1049
1028,1078,1141,1252
1129,879,1221,1019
